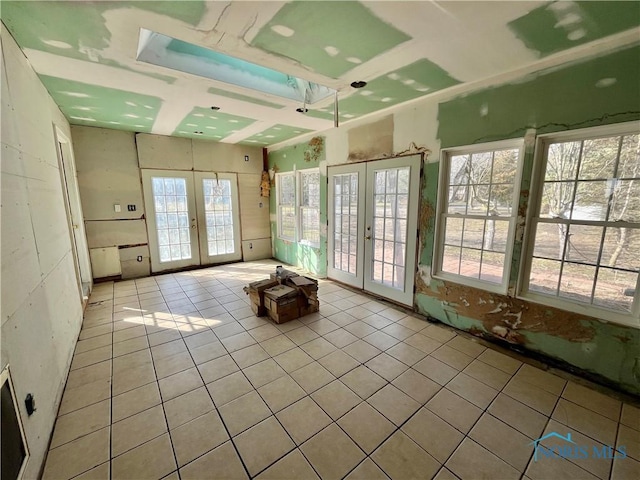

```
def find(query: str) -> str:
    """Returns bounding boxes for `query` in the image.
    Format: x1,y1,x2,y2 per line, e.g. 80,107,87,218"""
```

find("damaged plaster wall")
268,137,328,277
1,28,85,478
72,126,270,279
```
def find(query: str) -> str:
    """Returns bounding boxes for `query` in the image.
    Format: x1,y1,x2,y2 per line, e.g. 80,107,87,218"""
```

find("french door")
328,155,421,306
142,170,241,273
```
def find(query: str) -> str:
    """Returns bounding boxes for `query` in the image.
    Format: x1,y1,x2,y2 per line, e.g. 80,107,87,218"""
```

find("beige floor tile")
445,335,486,358
111,433,176,480
365,353,409,381
344,339,382,363
421,324,457,343
378,307,408,322
258,375,306,412
234,417,296,476
171,410,229,467
386,342,428,366
301,424,365,480
113,348,153,373
79,323,113,340
112,404,167,456
219,390,271,436
113,324,147,344
154,350,195,379
59,377,111,415
552,398,618,445
413,355,459,385
112,382,161,422
183,330,217,349
487,393,548,440
113,336,150,357
477,349,522,374
180,441,248,480
158,367,203,401
562,381,622,420
363,331,400,351
338,402,396,454
255,449,320,480
447,372,498,409
189,340,227,364
469,414,534,471
244,358,286,388
276,397,332,445
290,361,335,393
150,339,187,361
325,311,358,328
344,458,389,479
70,345,112,371
273,347,314,373
318,349,360,377
433,467,460,480
259,334,296,357
426,388,482,434
503,376,559,415
311,380,361,420
74,334,113,355
207,370,253,406
368,383,420,426
163,386,214,430
66,360,111,390
618,424,640,461
198,354,239,383
51,399,110,448
525,453,598,480
300,337,338,360
446,438,520,480
324,327,360,348
396,315,429,332
621,404,640,430
148,329,183,347
382,323,417,341
611,456,640,480
285,325,320,345
404,333,442,354
392,368,441,403
221,331,257,352
513,364,567,396
249,324,281,342
43,427,110,480
402,407,464,463
73,462,110,480
462,358,512,390
341,365,387,399
431,345,474,370
371,431,440,480
541,420,612,479
112,361,156,396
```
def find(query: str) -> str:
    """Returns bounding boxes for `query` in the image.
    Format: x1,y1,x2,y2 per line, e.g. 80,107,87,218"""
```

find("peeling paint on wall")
347,115,393,161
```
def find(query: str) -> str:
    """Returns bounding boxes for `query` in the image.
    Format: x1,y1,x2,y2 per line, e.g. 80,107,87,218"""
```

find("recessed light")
350,81,367,88
210,106,220,110
296,107,308,113
194,131,203,135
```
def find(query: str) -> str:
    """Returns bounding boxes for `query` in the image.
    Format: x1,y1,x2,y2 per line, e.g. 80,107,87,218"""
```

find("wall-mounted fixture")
210,106,220,111
244,155,249,162
350,81,367,88
24,394,36,416
127,205,136,212
296,107,308,113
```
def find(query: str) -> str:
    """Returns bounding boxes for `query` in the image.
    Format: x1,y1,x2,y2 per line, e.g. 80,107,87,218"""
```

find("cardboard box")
264,285,299,324
270,268,299,284
243,279,279,316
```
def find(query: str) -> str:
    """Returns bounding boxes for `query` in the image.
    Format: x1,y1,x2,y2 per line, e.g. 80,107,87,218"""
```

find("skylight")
137,29,335,104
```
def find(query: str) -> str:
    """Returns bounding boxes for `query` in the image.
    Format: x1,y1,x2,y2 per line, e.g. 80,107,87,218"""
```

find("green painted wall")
417,44,640,394
268,138,327,277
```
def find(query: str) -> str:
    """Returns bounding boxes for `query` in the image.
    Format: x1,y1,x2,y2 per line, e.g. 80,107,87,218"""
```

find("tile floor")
43,260,640,480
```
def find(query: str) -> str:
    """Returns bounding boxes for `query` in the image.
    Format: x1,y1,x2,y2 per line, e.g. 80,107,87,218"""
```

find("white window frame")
276,172,296,242
519,122,640,327
433,139,525,294
298,168,321,248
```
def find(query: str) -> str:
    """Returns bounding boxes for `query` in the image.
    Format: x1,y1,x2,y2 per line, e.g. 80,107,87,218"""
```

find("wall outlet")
244,155,249,162
136,256,143,262
127,204,136,211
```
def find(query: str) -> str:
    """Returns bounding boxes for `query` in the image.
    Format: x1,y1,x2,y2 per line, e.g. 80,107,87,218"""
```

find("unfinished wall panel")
238,173,271,241
192,140,263,174
242,238,272,261
136,133,193,170
84,220,148,249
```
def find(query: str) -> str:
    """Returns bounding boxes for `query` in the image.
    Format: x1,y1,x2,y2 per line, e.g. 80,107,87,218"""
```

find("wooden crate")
264,285,300,324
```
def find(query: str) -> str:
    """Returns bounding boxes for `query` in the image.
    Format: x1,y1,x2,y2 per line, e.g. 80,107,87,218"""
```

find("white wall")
1,26,85,479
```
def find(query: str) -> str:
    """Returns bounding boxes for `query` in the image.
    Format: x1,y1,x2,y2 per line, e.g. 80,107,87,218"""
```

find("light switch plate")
114,204,121,212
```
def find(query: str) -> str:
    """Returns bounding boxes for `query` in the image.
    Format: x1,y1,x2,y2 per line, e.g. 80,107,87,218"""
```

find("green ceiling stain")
240,125,313,146
39,75,162,132
509,1,640,57
1,1,203,80
308,58,460,120
251,1,411,79
207,87,285,109
173,107,256,140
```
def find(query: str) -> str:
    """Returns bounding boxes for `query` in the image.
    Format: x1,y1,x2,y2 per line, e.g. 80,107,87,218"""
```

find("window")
434,141,523,292
299,169,321,246
276,172,296,241
522,125,639,322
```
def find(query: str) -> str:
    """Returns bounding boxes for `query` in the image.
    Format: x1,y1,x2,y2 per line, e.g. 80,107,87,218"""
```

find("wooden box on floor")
264,285,300,324
243,279,279,316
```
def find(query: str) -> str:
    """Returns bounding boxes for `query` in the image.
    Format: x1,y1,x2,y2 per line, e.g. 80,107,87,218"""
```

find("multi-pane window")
277,172,296,241
152,177,192,262
435,142,522,291
299,170,320,246
524,128,639,318
333,173,358,274
203,178,235,256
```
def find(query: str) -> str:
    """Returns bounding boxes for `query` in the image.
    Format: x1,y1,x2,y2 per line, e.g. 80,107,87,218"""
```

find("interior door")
327,155,422,306
142,170,200,272
327,163,366,287
194,172,242,264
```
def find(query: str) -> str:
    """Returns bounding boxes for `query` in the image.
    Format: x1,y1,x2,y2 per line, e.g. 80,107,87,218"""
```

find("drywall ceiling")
2,1,639,146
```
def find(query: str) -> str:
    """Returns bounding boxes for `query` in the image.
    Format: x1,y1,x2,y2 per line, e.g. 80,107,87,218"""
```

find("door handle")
365,235,371,240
